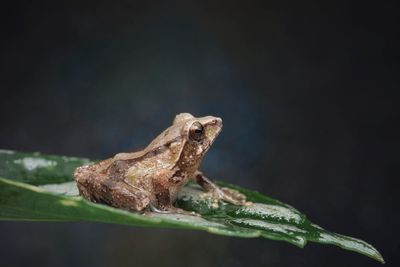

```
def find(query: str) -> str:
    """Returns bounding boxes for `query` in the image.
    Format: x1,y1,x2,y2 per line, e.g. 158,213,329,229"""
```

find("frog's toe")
149,205,200,216
217,187,249,206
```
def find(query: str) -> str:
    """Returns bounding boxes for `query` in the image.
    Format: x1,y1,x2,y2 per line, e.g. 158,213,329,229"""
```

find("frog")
74,112,248,214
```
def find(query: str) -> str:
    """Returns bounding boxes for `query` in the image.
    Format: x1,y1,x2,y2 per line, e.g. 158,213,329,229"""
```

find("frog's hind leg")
102,180,150,211
74,165,150,211
74,165,100,201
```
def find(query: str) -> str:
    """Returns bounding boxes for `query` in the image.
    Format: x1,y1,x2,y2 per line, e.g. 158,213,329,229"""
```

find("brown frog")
74,113,247,214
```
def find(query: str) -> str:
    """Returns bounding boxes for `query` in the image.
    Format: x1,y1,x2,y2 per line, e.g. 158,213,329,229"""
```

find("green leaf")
0,149,384,263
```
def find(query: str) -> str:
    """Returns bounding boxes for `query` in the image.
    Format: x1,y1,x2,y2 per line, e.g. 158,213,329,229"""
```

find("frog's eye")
189,122,204,141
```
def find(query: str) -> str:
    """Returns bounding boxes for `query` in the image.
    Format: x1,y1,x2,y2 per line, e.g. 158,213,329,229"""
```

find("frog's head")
175,113,223,149
173,113,223,171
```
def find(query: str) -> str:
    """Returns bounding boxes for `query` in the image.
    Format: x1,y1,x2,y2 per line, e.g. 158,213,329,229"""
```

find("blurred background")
0,1,398,266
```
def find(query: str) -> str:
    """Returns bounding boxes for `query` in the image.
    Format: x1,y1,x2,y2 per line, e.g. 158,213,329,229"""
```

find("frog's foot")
210,187,250,206
148,205,200,216
194,171,251,206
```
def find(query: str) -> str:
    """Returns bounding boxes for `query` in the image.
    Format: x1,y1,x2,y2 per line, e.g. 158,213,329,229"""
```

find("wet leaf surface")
0,150,384,263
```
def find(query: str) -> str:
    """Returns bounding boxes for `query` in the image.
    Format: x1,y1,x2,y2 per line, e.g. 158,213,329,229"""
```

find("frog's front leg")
74,165,150,211
194,171,249,206
150,177,198,216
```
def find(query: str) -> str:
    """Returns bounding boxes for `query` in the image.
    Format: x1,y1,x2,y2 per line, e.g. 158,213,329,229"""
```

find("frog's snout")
211,117,223,129
214,117,223,126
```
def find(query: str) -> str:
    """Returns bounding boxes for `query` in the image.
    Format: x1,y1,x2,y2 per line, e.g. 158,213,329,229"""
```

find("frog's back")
103,125,185,183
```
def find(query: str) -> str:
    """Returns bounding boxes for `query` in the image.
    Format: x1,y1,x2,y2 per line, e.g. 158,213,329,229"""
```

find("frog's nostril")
212,117,223,124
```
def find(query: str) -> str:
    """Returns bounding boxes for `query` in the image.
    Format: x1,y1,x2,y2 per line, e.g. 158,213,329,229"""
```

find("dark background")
0,1,398,266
